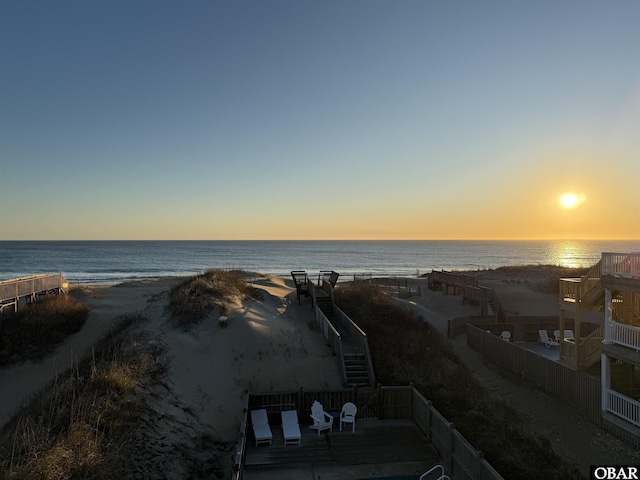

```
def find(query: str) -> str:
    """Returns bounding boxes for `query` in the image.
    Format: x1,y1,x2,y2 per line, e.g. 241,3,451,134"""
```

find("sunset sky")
0,0,638,240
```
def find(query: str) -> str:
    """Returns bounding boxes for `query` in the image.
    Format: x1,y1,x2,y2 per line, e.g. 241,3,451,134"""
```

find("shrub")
167,269,260,327
0,293,90,365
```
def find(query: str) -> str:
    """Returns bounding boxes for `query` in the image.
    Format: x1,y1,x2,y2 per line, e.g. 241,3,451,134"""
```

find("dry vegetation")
480,264,592,293
335,282,584,480
0,292,90,366
0,313,156,480
167,269,261,326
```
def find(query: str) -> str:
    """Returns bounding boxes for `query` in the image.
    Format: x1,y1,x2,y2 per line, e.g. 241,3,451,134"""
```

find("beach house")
559,252,639,437
600,252,640,438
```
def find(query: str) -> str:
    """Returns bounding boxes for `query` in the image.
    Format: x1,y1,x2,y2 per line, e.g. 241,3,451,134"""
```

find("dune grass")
0,292,90,366
0,313,154,480
167,269,261,326
335,282,583,480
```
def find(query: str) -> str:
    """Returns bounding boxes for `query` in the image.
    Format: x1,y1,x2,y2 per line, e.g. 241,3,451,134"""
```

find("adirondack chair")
538,330,559,348
310,400,333,435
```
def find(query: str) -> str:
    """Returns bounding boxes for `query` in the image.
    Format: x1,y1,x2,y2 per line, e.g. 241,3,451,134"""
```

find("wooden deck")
243,418,439,478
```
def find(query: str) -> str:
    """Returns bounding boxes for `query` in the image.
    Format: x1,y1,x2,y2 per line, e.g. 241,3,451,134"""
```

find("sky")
0,0,638,241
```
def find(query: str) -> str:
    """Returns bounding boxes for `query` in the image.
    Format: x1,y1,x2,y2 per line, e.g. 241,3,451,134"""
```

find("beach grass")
0,291,90,366
335,282,583,480
167,269,261,326
0,313,153,480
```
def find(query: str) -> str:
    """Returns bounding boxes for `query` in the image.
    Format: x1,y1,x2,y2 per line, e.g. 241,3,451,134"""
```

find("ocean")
0,240,638,285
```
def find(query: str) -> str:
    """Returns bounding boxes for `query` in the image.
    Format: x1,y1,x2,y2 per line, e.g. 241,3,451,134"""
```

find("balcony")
605,389,640,429
607,321,640,351
559,261,603,311
602,253,640,291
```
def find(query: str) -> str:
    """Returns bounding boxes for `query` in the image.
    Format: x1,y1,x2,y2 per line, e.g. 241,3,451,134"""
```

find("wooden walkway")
0,273,69,316
244,418,438,471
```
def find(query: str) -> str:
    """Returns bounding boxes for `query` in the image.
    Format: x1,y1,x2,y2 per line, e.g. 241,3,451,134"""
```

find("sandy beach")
1,269,638,478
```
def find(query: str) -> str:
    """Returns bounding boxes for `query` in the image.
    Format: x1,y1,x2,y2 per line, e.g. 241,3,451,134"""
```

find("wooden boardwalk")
244,418,439,476
0,273,68,316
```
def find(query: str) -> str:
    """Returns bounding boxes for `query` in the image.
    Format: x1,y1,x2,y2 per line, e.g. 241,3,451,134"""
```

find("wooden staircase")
581,261,604,308
314,286,374,388
343,353,372,387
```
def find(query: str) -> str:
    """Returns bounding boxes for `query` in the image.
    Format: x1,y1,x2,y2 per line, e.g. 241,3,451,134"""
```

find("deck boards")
244,419,438,469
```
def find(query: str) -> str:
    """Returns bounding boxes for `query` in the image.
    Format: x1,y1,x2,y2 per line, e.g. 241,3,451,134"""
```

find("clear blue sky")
1,0,638,240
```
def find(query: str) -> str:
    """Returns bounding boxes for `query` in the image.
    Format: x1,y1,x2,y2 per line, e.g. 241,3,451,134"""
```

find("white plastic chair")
339,402,357,433
310,400,333,435
499,331,511,342
538,330,559,348
553,330,561,342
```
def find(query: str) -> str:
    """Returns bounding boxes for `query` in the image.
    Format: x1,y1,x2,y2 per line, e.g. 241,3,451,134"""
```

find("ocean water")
0,240,637,285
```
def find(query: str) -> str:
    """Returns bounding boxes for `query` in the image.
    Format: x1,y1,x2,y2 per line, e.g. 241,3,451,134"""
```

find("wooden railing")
237,385,504,480
559,278,580,304
429,270,478,294
560,260,603,307
607,321,640,350
410,387,504,480
314,307,347,386
582,326,605,369
0,273,69,314
231,394,251,480
602,252,640,279
332,305,376,386
606,389,640,428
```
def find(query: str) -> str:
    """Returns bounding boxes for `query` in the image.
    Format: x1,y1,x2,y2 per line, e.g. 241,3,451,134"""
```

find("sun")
559,192,585,209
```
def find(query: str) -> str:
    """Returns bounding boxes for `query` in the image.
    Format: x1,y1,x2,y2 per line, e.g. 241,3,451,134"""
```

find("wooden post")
425,400,433,441
377,383,383,419
298,387,304,412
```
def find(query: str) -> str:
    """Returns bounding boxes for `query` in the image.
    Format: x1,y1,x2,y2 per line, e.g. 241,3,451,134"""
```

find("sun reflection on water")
547,241,594,268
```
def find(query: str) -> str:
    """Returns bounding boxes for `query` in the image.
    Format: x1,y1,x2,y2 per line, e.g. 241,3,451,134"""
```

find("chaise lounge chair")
538,330,559,348
281,410,302,446
564,330,575,342
250,409,273,446
310,400,333,435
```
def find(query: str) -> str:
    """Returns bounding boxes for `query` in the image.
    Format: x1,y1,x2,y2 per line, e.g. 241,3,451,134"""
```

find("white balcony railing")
602,252,640,279
606,389,640,428
607,321,640,350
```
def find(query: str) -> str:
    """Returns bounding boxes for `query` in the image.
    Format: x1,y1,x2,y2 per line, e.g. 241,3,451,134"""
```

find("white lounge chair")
310,400,333,435
499,331,511,342
281,410,301,446
538,330,559,348
565,330,575,341
339,402,357,433
250,409,273,446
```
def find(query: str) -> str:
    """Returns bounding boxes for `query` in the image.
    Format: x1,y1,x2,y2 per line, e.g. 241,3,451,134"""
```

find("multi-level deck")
599,253,640,436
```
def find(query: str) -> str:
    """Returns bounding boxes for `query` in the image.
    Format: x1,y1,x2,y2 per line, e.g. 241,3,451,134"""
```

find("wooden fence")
466,324,602,426
232,385,504,480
